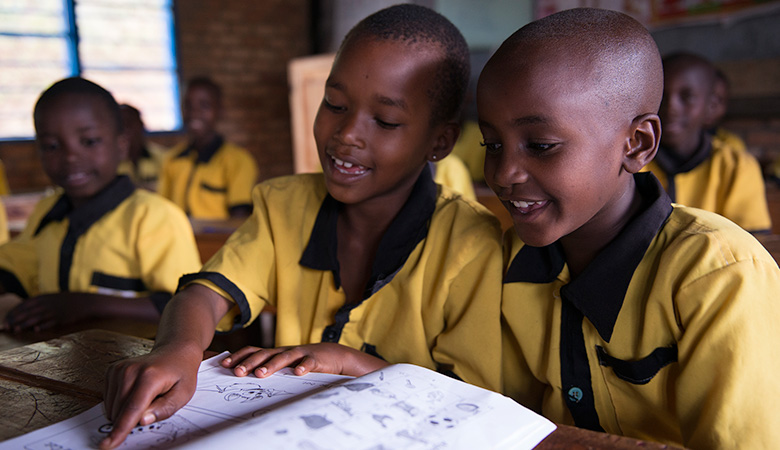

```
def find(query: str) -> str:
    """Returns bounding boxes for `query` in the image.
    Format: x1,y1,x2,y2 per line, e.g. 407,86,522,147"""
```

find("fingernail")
223,357,232,364
142,412,156,424
257,367,268,376
236,366,246,375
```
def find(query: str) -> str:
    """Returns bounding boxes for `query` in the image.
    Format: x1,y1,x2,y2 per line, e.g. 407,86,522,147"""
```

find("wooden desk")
0,330,681,449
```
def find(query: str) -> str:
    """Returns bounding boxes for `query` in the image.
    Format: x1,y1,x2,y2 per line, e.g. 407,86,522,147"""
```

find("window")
0,0,180,139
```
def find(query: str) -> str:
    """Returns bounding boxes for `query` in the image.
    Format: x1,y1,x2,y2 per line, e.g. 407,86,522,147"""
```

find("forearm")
152,284,233,356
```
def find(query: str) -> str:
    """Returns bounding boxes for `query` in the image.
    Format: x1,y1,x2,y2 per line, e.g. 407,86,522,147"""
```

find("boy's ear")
623,113,661,173
427,122,460,162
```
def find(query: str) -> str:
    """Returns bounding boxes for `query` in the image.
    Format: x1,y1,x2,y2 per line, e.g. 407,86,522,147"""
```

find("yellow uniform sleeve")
223,145,258,209
133,192,202,295
712,143,771,232
672,249,780,448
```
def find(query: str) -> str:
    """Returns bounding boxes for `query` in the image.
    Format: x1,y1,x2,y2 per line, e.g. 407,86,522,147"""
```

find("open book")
0,353,555,449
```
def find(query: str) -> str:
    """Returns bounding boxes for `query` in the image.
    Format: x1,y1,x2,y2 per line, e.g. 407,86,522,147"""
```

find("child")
706,69,749,154
158,77,258,219
0,77,201,332
644,52,771,233
100,5,503,449
117,104,172,191
479,9,780,449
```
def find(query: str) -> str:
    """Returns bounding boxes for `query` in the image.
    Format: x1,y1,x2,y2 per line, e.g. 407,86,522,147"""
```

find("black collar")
175,135,224,163
654,132,712,176
300,166,437,299
35,175,137,236
504,172,673,342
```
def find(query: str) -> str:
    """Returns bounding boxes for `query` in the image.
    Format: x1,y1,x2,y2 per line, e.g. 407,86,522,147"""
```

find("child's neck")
560,178,644,279
335,188,414,304
191,131,218,153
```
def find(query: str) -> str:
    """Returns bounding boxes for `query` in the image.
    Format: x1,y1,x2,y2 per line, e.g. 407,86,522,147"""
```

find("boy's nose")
335,113,365,148
489,150,529,189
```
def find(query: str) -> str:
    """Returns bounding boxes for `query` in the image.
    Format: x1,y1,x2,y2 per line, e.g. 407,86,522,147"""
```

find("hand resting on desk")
222,342,390,378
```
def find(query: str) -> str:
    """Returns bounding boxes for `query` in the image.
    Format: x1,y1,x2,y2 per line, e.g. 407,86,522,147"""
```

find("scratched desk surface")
0,330,682,449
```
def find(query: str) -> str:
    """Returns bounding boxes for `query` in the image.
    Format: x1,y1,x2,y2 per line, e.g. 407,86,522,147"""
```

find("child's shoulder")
659,204,776,271
122,188,190,221
431,184,502,238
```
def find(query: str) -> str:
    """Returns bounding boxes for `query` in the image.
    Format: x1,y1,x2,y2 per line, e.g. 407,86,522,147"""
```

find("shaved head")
483,8,663,123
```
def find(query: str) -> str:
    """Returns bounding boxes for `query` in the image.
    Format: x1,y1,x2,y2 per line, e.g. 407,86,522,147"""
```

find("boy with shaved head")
478,8,780,449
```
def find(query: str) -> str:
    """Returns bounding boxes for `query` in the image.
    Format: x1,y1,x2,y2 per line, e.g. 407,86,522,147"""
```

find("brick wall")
0,1,312,193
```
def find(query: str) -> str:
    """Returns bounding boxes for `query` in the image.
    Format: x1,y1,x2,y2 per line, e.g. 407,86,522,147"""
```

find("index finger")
99,374,169,449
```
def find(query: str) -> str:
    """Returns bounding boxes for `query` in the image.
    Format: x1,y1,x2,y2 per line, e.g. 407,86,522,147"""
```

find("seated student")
158,77,258,220
706,69,749,154
0,77,201,332
643,52,771,233
117,104,171,191
478,9,780,449
100,5,503,449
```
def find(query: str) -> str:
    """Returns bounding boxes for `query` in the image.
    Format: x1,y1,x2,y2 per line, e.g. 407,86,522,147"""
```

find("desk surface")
0,330,681,449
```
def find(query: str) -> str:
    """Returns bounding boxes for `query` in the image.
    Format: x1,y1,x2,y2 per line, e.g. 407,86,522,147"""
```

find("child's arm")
3,292,160,332
100,284,232,450
221,343,390,378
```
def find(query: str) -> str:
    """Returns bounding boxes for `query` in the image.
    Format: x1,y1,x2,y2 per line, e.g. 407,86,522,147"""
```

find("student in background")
705,69,749,153
643,52,771,233
0,199,8,245
100,5,503,448
158,77,258,220
117,104,171,191
0,77,201,332
480,9,780,449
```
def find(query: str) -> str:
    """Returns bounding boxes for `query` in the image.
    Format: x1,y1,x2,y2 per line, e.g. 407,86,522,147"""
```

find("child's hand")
100,345,202,449
4,293,91,332
221,343,389,378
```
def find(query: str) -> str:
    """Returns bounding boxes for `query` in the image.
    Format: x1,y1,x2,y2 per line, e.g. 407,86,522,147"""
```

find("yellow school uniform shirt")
159,136,258,219
117,141,171,191
0,198,8,245
432,156,476,201
644,131,770,233
450,120,485,182
0,176,201,309
501,172,780,450
184,168,504,391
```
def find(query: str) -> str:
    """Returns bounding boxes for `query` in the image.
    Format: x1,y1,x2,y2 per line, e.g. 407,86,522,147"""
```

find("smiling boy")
159,77,258,219
0,77,200,331
478,8,780,449
100,6,503,449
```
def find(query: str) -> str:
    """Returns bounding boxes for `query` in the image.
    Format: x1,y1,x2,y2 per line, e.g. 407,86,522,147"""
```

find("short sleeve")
225,147,258,209
718,150,771,232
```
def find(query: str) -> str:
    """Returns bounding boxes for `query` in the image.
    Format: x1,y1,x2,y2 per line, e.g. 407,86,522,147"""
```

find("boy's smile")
313,38,446,210
35,95,125,207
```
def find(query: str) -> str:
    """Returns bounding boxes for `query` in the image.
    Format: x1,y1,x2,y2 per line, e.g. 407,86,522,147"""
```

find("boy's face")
182,85,220,142
478,49,635,248
36,95,126,205
659,62,713,153
313,38,446,207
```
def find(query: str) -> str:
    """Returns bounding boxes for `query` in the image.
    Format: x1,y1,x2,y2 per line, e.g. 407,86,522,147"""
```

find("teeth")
511,200,541,208
343,162,353,168
334,157,345,165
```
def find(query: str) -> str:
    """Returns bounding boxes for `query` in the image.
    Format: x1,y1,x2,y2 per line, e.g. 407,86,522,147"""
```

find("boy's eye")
375,117,400,130
527,142,556,153
39,142,59,152
323,98,345,113
82,137,102,147
480,141,502,155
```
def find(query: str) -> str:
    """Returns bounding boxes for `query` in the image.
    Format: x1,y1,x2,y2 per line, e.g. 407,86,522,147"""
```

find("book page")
0,355,555,449
0,353,350,449
184,363,555,450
